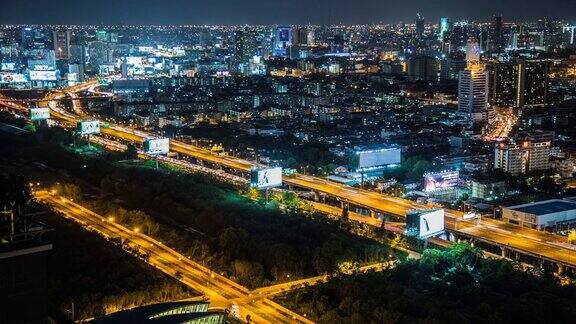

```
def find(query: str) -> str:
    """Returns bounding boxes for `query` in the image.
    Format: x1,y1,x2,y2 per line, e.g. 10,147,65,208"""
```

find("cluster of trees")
37,208,195,320
57,163,391,287
276,243,576,323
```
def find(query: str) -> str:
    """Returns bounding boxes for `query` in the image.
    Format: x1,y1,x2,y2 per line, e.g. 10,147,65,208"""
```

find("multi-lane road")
35,191,314,324
2,82,576,270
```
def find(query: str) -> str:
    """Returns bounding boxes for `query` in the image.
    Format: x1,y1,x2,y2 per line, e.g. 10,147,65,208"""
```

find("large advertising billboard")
250,167,282,189
406,209,445,238
29,108,50,121
357,147,401,170
144,137,170,155
423,170,459,192
0,73,27,84
76,120,101,135
29,70,58,81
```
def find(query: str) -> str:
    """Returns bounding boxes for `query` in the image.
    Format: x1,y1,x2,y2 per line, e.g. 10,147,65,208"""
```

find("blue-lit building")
273,26,292,57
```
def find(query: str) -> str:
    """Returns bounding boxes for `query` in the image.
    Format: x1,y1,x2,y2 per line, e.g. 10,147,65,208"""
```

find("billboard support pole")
155,156,159,170
265,188,269,204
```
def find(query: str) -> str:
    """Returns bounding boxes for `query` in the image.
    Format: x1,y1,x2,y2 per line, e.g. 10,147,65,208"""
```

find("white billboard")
250,167,282,189
406,209,445,239
77,120,101,135
29,108,50,121
29,70,58,81
357,147,401,170
144,137,170,155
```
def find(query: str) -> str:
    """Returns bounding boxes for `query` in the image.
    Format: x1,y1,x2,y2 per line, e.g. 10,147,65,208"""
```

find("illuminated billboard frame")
144,137,170,155
405,209,445,239
29,107,50,121
250,167,283,189
423,170,459,192
76,120,101,135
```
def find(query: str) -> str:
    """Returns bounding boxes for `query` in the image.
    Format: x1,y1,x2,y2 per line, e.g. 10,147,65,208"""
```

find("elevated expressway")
2,84,575,272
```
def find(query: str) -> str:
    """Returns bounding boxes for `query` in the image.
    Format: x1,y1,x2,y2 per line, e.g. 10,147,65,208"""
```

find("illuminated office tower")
458,41,488,124
233,29,259,74
487,60,549,107
438,18,450,41
273,26,292,57
53,30,71,60
491,15,504,52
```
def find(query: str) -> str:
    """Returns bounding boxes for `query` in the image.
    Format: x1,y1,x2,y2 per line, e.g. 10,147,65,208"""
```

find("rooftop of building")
507,199,576,216
94,301,227,324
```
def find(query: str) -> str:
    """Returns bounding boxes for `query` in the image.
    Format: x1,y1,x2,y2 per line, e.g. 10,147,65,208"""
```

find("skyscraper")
458,41,488,124
416,13,425,36
438,18,450,41
53,30,71,60
273,26,292,57
487,60,550,107
233,29,259,74
491,15,504,52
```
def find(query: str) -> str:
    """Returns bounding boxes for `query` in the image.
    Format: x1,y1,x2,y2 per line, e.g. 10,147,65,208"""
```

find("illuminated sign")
29,108,50,121
76,120,101,135
250,167,282,189
29,70,57,81
406,209,445,238
1,63,16,71
423,170,459,192
357,147,401,170
144,137,170,155
0,73,27,84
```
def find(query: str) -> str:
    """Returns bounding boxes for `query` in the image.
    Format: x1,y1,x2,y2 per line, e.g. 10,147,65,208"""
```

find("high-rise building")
491,15,504,52
21,27,35,50
407,55,438,81
69,44,86,81
438,17,450,42
458,51,488,124
494,138,550,175
273,26,292,57
487,60,550,107
53,30,71,60
233,29,260,75
292,27,309,46
416,13,425,36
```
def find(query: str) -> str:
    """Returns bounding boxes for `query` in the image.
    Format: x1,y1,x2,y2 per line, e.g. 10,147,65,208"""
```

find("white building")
502,199,576,229
458,68,489,124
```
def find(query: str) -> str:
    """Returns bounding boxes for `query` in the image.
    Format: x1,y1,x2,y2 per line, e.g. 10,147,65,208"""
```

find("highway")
3,82,576,270
35,191,314,324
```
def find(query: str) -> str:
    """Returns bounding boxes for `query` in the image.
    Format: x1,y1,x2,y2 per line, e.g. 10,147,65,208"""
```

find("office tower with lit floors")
458,41,489,124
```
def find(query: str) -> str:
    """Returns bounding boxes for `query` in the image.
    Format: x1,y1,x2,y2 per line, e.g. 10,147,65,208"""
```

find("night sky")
1,0,575,25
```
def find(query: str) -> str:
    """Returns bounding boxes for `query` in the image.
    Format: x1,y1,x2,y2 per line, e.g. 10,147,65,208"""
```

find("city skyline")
1,0,576,25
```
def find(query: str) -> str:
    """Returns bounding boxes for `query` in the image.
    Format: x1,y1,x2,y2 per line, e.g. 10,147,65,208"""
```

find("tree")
125,144,138,160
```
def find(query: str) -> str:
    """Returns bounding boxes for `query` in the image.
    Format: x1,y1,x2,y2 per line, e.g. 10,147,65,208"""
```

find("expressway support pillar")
500,246,508,258
557,264,565,276
370,209,376,218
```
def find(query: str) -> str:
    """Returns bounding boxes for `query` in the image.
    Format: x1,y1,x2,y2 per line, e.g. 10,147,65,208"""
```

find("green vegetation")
276,243,576,323
0,125,394,289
